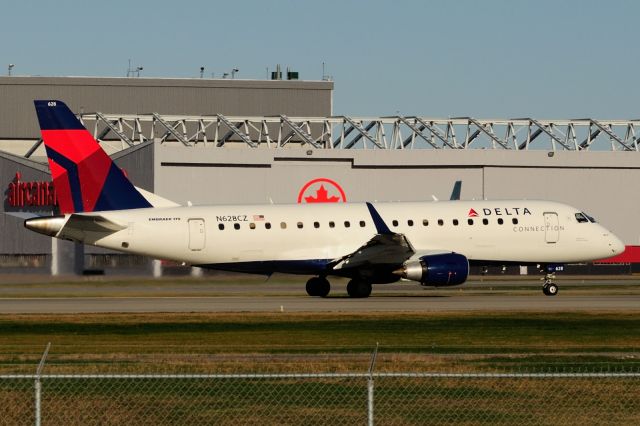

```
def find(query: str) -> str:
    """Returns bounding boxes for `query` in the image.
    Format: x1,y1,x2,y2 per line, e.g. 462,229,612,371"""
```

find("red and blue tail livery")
34,100,152,213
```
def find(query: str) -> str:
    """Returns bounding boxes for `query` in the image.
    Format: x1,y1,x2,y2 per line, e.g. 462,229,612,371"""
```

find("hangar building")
1,75,638,275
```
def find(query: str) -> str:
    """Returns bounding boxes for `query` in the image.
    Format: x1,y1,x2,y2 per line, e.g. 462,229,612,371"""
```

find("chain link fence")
1,370,639,425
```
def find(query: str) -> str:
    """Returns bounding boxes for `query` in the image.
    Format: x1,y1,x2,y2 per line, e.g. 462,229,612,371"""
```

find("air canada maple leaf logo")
297,178,347,204
305,185,340,203
468,208,479,217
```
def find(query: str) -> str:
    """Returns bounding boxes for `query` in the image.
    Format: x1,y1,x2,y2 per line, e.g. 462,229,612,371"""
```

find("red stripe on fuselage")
40,129,112,212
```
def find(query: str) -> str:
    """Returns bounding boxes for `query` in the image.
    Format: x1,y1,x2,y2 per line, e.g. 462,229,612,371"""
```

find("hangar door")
544,212,559,244
188,219,206,251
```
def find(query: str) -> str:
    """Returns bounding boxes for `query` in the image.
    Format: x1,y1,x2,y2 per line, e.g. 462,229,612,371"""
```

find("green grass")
0,312,638,373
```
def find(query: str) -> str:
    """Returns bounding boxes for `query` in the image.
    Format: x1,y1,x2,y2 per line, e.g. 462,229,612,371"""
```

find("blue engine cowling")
397,253,469,286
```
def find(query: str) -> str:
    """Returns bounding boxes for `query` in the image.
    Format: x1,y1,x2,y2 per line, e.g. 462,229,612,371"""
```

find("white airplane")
24,100,624,298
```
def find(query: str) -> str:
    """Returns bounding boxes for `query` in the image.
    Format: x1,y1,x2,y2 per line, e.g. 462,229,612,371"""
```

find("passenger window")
329,221,335,228
249,223,256,229
438,219,444,226
392,220,399,227
575,213,589,223
422,219,429,226
234,223,240,230
497,218,503,225
280,222,287,229
314,221,320,229
297,222,303,229
344,221,351,228
482,218,488,225
453,219,459,226
407,220,414,226
512,218,518,225
359,221,366,227
218,224,224,230
467,219,474,225
265,222,271,229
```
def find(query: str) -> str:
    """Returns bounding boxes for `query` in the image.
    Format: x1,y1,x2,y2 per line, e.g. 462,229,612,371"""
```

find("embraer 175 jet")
24,101,624,298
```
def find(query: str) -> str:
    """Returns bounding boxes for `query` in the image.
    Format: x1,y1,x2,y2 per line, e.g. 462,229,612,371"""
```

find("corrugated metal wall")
0,77,333,139
154,147,640,246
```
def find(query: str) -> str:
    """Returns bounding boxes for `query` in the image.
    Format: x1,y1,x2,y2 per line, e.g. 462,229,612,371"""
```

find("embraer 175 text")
25,101,624,297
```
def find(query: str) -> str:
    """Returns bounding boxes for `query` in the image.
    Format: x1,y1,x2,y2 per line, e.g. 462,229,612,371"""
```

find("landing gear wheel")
545,283,558,296
306,277,330,297
541,271,559,296
346,279,372,298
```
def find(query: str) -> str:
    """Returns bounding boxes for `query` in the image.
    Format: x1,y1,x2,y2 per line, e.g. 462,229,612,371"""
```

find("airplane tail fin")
34,100,153,214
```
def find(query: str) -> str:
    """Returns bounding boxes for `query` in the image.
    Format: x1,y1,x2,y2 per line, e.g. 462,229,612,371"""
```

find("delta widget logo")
297,178,347,204
468,208,478,217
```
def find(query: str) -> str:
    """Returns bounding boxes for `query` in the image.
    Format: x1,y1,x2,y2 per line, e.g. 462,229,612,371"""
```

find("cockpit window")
575,213,589,223
585,214,597,223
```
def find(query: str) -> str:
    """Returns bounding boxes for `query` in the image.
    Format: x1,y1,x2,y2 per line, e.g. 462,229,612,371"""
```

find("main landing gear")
305,277,373,298
346,279,372,298
306,276,330,297
542,272,559,296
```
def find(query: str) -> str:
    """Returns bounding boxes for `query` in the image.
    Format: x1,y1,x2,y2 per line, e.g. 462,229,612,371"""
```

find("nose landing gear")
541,272,559,296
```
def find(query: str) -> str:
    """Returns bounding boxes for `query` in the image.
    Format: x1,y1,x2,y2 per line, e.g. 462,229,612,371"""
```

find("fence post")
35,343,51,426
368,343,379,426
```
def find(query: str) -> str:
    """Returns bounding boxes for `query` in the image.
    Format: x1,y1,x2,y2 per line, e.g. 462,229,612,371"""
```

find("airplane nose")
610,235,625,256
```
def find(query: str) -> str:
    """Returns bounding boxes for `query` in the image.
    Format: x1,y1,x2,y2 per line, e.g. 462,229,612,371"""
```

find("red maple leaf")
305,185,340,203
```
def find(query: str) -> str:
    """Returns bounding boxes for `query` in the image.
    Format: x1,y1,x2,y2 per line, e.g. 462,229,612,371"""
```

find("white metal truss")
68,113,640,152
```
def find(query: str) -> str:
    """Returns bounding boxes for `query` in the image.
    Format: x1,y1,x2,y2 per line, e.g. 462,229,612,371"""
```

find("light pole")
8,64,14,76
231,68,239,79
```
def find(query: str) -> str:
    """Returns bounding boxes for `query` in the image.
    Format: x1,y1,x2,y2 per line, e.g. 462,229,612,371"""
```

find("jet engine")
394,253,469,286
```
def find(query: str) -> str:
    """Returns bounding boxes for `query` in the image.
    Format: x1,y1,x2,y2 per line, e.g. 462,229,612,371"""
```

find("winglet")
450,180,462,200
366,202,392,235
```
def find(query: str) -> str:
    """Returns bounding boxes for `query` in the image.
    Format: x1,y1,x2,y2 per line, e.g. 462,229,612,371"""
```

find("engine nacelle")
395,253,469,287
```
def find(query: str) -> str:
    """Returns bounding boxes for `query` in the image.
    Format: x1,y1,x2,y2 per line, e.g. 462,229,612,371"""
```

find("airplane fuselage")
55,200,623,277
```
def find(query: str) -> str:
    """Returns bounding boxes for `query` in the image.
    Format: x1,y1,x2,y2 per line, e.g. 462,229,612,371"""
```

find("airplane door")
188,219,206,251
544,212,559,243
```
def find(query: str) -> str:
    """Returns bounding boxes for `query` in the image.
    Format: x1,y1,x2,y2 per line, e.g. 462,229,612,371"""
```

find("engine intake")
395,253,469,287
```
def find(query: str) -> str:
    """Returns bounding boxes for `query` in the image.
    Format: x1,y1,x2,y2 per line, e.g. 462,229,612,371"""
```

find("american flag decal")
253,215,265,221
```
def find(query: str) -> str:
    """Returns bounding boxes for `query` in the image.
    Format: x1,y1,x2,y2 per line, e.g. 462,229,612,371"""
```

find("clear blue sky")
1,0,637,118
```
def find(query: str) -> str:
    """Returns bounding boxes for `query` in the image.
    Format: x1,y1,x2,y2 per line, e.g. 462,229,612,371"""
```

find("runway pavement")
0,276,639,313
1,294,639,313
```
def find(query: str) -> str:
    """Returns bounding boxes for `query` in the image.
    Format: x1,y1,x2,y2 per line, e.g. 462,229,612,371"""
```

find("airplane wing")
331,232,414,271
331,202,415,274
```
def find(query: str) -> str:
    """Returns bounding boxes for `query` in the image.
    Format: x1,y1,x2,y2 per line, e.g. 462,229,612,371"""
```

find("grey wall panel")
0,77,333,139
154,145,640,245
0,155,54,254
